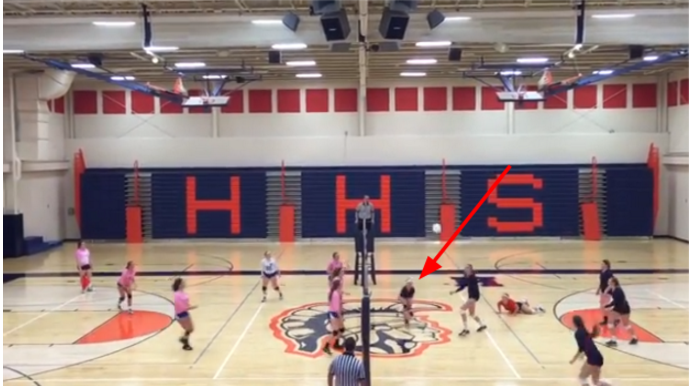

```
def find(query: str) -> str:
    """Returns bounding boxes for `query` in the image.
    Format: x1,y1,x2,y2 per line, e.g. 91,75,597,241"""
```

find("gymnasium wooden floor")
3,239,689,386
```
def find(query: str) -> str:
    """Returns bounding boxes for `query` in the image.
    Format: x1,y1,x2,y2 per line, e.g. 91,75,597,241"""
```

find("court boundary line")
11,377,689,383
3,294,82,337
212,302,265,379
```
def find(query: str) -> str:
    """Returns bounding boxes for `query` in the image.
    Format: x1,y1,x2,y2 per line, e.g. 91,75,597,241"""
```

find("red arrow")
419,165,512,279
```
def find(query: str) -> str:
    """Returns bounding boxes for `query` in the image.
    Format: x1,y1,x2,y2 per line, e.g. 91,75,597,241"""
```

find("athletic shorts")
329,311,340,319
176,311,190,319
263,271,278,279
80,264,91,270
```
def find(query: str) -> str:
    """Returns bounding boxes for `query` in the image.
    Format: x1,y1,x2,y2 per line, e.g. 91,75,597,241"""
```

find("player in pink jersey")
172,278,197,351
323,278,344,355
116,261,136,314
326,252,345,284
75,240,93,293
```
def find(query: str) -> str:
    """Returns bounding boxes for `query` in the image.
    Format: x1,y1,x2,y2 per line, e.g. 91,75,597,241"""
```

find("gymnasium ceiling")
3,0,689,82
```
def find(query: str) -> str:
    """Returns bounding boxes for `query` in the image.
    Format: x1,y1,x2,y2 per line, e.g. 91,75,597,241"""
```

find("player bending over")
497,293,545,315
398,278,415,326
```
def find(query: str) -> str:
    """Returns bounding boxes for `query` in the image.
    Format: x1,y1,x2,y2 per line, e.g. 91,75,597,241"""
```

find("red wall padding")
573,85,597,109
452,87,476,111
602,84,627,109
680,79,689,105
160,98,183,114
394,87,418,112
102,90,126,114
480,87,504,111
52,97,65,114
631,84,657,108
248,90,273,113
73,90,98,114
306,89,329,113
334,88,357,112
367,88,390,112
544,91,568,110
187,90,209,114
667,81,678,107
423,87,447,111
277,89,301,113
222,89,244,113
130,91,155,114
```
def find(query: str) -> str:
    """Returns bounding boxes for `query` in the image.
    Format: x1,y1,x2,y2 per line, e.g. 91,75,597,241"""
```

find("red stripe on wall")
249,90,272,113
667,81,678,107
222,89,244,113
102,90,126,114
480,87,504,110
602,84,627,109
130,91,155,114
367,88,390,112
543,91,568,109
305,89,329,113
452,87,476,111
514,85,538,110
73,90,98,115
53,97,65,114
187,90,209,114
423,87,447,111
680,79,689,105
631,83,657,108
334,88,357,112
394,87,418,112
277,89,301,113
573,85,597,109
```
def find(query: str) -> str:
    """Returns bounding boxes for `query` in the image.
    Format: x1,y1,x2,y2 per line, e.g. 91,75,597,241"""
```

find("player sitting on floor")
497,293,545,315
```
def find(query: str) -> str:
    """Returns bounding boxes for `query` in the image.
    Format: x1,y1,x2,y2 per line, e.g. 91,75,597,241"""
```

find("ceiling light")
203,75,228,80
591,14,635,19
174,62,206,69
296,73,322,79
252,20,283,25
71,63,96,69
111,76,135,81
144,46,179,53
593,70,614,75
400,72,426,77
415,41,452,48
499,70,522,76
92,21,136,27
517,57,549,64
286,60,317,67
272,43,308,50
3,50,24,54
643,55,658,62
406,59,438,65
444,16,471,21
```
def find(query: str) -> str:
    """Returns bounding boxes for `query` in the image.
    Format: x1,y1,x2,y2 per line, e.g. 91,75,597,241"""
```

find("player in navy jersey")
570,315,610,386
450,264,487,336
398,278,415,326
596,260,614,326
604,277,638,346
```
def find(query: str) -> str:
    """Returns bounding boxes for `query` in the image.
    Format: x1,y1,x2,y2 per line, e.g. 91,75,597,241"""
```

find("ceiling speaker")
320,8,351,41
378,7,409,40
268,51,282,64
448,48,462,62
282,12,300,32
426,9,445,30
629,45,645,60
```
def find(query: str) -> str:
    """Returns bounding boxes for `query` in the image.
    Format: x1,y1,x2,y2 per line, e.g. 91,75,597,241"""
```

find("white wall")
3,78,69,241
665,71,689,241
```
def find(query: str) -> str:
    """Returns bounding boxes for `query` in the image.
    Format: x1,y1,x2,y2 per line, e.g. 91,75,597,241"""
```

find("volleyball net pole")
361,224,372,385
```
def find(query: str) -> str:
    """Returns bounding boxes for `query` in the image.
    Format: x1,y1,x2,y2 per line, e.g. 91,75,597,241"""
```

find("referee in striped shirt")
327,337,367,386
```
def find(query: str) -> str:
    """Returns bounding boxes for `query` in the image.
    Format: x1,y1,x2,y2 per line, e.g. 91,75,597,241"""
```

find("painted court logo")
270,299,453,358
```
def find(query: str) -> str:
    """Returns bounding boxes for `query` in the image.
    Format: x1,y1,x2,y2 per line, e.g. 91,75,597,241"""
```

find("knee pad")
262,286,267,292
332,331,339,336
119,296,125,302
339,327,345,333
127,293,132,301
273,287,280,291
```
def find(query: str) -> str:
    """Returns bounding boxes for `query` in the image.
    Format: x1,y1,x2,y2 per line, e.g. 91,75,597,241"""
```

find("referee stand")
353,219,377,286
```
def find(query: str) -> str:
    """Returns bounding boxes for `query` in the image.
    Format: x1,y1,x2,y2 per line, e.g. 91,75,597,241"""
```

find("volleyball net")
360,225,372,385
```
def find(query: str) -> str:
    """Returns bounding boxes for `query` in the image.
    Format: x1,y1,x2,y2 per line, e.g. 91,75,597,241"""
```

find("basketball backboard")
496,91,545,102
181,95,230,107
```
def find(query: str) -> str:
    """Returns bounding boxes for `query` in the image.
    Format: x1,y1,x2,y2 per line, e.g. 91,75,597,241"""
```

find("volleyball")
432,223,442,234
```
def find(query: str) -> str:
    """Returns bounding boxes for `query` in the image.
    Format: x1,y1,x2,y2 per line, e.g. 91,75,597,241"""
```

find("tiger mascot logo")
270,299,453,358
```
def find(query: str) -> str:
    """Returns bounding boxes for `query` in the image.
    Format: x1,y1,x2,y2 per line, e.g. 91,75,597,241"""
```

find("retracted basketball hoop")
181,95,230,108
496,90,545,103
